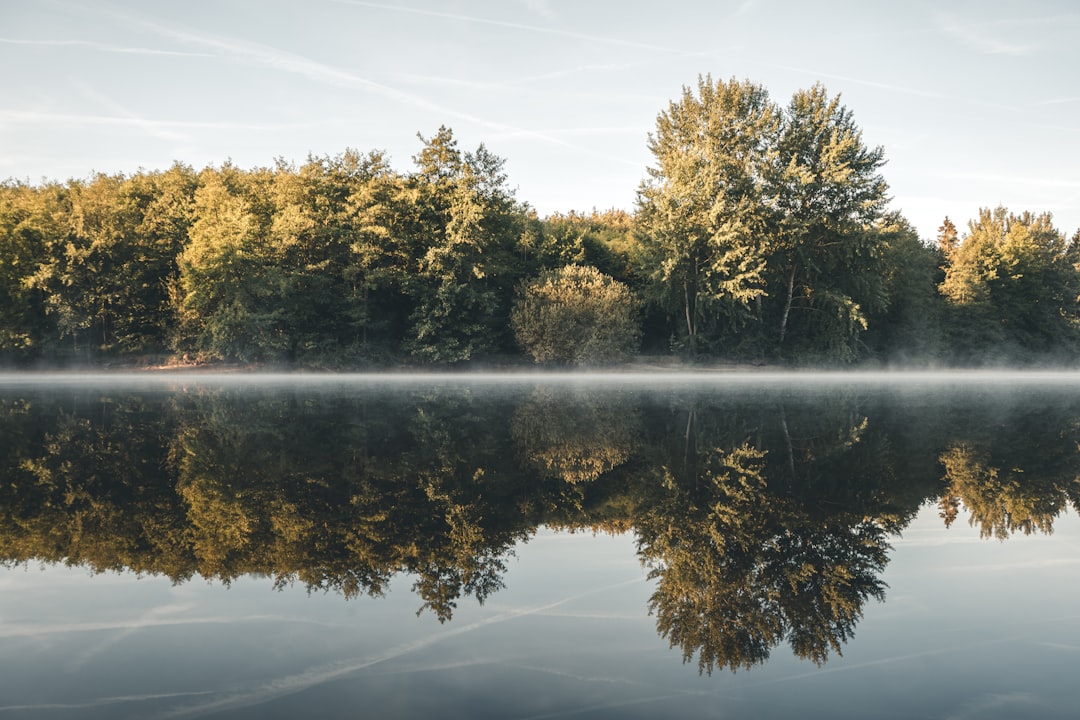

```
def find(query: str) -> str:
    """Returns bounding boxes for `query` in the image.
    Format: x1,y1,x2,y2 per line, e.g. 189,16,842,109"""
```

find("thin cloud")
0,109,327,133
330,0,691,55
391,72,509,94
776,64,949,101
777,64,1041,117
0,37,212,57
944,692,1045,720
735,0,761,17
83,3,641,167
522,0,555,20
69,601,200,670
1036,96,1080,106
153,576,645,719
72,80,189,143
512,61,653,85
935,13,1032,56
489,126,645,141
514,692,696,720
0,691,216,714
395,62,650,91
932,171,1080,190
84,3,511,131
0,612,286,639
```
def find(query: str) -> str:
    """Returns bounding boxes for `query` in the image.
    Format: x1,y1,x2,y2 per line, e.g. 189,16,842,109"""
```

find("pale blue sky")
2,0,1078,240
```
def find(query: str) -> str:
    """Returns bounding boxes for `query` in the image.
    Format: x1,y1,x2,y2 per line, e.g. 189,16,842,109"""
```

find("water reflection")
2,378,1080,676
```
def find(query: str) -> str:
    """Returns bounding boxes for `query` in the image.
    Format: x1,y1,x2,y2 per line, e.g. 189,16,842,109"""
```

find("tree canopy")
636,76,892,362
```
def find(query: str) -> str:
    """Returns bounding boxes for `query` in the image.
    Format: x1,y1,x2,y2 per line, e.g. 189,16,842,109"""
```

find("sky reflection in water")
1,374,1079,718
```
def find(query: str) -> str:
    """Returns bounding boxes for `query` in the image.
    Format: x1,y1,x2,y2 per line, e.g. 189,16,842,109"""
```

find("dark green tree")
939,207,1080,361
173,165,281,361
404,128,524,362
861,213,944,363
762,84,891,362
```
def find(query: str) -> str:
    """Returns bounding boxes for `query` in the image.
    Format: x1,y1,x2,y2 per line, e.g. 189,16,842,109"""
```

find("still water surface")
1,372,1079,718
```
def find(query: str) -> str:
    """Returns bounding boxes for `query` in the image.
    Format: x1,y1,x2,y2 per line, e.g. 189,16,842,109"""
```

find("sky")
2,0,1078,241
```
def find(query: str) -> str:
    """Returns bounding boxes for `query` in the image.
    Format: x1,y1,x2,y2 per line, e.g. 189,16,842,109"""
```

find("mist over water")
4,368,1080,389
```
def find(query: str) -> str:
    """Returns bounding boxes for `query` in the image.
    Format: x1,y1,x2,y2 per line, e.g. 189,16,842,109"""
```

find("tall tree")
404,127,523,362
339,150,413,355
173,165,281,361
0,181,57,359
26,174,128,355
114,163,198,353
637,79,892,362
636,76,777,355
762,84,890,361
18,167,196,358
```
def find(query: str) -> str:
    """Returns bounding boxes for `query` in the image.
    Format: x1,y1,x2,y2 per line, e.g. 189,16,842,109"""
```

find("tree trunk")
779,264,796,346
683,281,696,355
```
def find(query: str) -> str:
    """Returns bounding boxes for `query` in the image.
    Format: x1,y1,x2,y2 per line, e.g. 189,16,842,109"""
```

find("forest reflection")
2,382,1079,673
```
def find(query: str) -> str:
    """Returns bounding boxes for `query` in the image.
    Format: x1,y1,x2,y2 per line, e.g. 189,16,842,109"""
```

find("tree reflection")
169,387,538,622
2,384,1078,673
633,398,895,673
511,387,640,483
938,441,1077,539
933,394,1080,539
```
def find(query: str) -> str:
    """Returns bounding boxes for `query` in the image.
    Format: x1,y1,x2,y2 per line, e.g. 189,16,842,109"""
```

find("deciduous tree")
636,76,777,355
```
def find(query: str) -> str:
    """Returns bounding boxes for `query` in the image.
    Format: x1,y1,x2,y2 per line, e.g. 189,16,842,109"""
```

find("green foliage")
531,210,638,282
637,76,776,354
174,166,279,361
938,442,1064,539
265,150,410,361
938,206,1080,361
857,213,944,363
0,182,55,358
403,127,524,363
20,168,196,358
636,77,891,362
934,392,1080,538
761,84,890,362
511,264,640,365
120,164,199,353
2,103,1080,367
511,387,641,482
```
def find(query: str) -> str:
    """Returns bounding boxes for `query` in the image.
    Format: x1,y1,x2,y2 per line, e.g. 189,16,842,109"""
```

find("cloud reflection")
152,577,643,718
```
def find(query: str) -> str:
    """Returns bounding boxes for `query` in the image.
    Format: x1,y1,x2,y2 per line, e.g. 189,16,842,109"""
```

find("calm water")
1,372,1079,719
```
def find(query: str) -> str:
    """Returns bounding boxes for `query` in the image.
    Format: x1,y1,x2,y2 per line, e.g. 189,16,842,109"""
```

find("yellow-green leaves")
511,264,640,365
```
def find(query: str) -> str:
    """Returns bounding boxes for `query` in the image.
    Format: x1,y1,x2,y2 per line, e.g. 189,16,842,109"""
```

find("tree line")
3,76,1079,367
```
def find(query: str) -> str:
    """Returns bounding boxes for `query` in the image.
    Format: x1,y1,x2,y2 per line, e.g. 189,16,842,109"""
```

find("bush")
511,264,640,365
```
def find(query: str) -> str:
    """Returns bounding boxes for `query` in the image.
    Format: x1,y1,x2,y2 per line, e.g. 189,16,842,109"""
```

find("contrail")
0,36,211,57
153,576,645,719
73,2,644,167
330,0,692,55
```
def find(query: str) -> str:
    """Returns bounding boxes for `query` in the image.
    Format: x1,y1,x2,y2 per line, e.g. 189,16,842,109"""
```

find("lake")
1,372,1079,719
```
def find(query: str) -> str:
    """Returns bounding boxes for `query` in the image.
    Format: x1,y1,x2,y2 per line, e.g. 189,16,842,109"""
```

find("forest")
2,76,1079,367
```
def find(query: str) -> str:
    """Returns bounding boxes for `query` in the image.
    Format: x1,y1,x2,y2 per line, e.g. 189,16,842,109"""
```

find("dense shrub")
511,264,640,365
